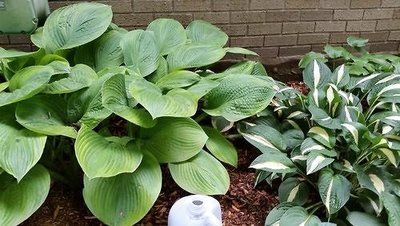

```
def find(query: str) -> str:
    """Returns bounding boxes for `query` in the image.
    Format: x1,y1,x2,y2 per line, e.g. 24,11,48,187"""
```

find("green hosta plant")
0,2,277,225
300,36,400,76
240,60,400,225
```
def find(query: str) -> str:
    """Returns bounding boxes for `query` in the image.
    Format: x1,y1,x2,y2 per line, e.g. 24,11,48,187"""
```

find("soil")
22,146,278,226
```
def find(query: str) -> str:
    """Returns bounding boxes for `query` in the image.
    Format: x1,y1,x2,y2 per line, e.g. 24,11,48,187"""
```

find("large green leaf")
75,126,143,179
203,127,237,167
42,2,112,52
147,18,186,55
203,74,277,122
83,152,161,226
0,48,39,59
44,64,98,94
250,152,296,174
0,108,47,181
0,66,54,107
278,178,309,205
75,30,125,72
186,78,219,99
318,169,351,214
139,118,207,163
129,76,197,119
0,165,50,226
169,150,229,195
121,30,160,77
347,211,385,226
155,70,201,90
102,74,156,128
280,206,321,226
186,20,228,47
16,95,77,138
167,44,226,71
67,71,115,127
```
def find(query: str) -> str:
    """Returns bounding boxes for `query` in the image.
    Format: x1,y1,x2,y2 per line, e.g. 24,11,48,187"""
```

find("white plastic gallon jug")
168,195,222,226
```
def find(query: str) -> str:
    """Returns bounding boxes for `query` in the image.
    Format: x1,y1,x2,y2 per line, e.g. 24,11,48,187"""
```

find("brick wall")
1,0,400,64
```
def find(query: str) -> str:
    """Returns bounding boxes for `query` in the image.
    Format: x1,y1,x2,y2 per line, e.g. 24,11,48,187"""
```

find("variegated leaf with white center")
250,152,296,174
278,178,309,205
303,60,331,90
308,126,334,148
331,64,349,88
318,169,351,214
306,152,334,175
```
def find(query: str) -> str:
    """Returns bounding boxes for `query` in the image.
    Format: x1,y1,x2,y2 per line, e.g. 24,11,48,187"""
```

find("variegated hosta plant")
0,2,277,225
239,60,400,225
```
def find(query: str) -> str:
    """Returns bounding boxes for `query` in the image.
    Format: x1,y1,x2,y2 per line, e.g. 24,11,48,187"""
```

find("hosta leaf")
44,64,98,94
347,36,368,48
308,104,341,129
169,150,229,195
102,74,156,128
0,107,47,181
300,138,336,157
147,56,168,83
167,44,226,71
42,3,112,52
75,126,143,179
278,178,309,205
347,211,385,226
239,123,286,152
83,152,161,226
283,129,304,149
308,126,335,148
211,116,234,133
324,45,352,59
0,82,8,92
147,18,186,55
280,206,321,226
186,20,228,47
341,122,368,146
203,127,238,167
250,152,296,174
203,74,277,122
265,203,295,226
299,51,327,69
0,48,39,59
303,60,331,89
16,95,77,138
121,30,160,77
382,192,400,226
0,66,54,107
155,70,201,90
318,169,351,214
307,152,335,175
67,71,115,127
0,165,50,226
225,47,258,56
129,76,197,119
139,118,207,163
355,166,388,195
331,64,350,88
186,78,219,99
74,30,124,72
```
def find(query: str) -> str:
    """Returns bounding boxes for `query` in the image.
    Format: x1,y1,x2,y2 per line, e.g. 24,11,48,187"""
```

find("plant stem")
195,112,208,123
